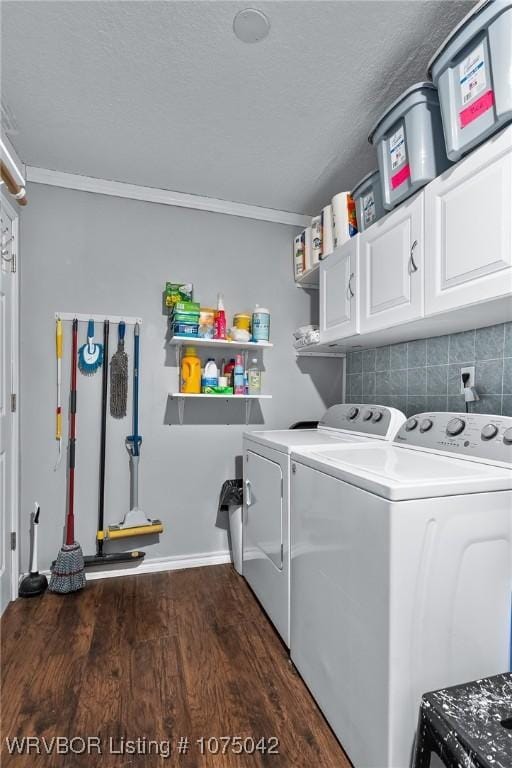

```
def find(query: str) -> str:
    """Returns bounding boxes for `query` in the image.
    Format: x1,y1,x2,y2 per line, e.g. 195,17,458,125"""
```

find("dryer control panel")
319,403,405,439
394,412,512,464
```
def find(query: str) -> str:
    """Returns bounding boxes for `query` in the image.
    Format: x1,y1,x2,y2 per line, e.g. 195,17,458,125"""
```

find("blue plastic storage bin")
429,0,512,162
351,169,385,231
368,82,451,210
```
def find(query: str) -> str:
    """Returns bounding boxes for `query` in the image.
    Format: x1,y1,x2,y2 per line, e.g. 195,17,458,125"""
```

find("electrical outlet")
460,366,475,394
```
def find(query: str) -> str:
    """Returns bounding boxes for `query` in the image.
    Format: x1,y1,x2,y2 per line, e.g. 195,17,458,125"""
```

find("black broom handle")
97,320,109,556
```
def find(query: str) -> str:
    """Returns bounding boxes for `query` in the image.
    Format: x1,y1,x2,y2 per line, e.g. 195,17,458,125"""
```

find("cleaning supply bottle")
202,358,219,392
224,358,236,388
180,347,201,394
214,293,227,340
252,305,270,343
248,357,261,395
233,354,245,395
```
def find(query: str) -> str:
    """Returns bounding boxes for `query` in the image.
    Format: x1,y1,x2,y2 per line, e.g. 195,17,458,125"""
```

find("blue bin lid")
428,0,512,79
368,82,438,145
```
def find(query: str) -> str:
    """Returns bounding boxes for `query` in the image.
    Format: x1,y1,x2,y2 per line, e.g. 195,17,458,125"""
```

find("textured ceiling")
1,1,474,214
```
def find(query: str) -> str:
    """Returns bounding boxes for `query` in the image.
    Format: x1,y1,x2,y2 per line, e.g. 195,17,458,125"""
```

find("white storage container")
351,169,385,231
368,82,450,210
429,0,512,162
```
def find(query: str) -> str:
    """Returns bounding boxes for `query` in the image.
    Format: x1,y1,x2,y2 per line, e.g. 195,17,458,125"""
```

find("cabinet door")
359,193,424,334
425,128,512,315
319,237,359,344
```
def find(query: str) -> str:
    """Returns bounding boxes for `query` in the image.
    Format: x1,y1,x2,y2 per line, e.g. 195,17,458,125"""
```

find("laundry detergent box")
165,282,194,308
173,300,200,314
172,311,200,324
171,322,199,337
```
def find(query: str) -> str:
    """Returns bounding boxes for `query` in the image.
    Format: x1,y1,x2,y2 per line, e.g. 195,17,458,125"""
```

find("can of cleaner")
252,305,270,343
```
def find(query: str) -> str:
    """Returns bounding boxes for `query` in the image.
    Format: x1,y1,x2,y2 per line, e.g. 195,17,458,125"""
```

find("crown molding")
26,166,310,227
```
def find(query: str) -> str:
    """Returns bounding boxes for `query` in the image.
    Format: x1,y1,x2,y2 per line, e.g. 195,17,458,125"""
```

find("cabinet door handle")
409,240,419,273
245,479,252,507
347,272,355,298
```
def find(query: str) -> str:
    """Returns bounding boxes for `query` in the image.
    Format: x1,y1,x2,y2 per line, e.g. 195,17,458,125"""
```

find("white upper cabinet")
425,126,512,316
319,237,359,344
359,192,424,334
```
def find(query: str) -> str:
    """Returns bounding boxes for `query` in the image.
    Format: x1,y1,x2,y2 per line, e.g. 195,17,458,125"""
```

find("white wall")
19,184,342,570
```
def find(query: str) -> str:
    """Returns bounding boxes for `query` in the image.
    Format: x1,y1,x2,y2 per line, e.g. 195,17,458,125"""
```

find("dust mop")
19,503,48,598
84,320,145,566
49,318,86,593
78,319,103,376
106,323,163,540
110,320,128,419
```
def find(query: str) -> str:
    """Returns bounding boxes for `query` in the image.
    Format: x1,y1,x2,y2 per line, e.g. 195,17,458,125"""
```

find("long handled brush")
84,320,145,566
49,318,86,593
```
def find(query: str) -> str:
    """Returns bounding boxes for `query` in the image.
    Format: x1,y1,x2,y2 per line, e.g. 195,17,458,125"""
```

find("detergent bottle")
180,347,201,394
202,358,219,392
233,354,245,395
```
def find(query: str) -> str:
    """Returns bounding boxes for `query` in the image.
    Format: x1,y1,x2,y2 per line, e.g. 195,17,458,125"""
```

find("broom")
49,317,86,594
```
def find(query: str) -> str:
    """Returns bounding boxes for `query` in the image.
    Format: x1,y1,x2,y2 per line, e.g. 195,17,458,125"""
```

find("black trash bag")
219,479,244,510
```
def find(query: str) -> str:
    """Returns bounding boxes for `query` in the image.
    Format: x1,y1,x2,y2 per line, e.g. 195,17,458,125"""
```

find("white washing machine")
290,411,512,768
242,403,405,647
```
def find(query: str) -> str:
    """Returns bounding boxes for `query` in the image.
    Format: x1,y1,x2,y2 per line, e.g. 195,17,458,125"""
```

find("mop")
49,318,86,593
78,319,103,376
84,320,145,566
54,318,63,470
110,320,128,419
106,323,163,540
19,503,48,597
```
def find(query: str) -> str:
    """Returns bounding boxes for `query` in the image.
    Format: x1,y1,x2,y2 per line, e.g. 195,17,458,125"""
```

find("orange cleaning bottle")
180,347,201,394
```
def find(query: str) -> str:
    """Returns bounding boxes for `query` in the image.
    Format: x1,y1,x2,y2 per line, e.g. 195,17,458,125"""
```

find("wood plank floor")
1,565,351,767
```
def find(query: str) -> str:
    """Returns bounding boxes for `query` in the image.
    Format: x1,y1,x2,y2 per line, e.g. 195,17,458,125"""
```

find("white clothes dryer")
242,404,405,647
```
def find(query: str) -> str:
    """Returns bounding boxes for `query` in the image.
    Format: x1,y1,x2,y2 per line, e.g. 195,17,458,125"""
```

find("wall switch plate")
460,366,475,393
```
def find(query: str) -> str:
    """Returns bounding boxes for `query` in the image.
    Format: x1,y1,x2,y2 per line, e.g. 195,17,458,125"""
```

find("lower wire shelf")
170,393,272,424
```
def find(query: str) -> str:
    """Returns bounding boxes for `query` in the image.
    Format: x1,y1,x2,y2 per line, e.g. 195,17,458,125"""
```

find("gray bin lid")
351,169,380,197
428,0,512,79
368,82,438,145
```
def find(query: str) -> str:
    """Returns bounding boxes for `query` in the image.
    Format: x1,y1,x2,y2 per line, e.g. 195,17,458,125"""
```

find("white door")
0,197,18,614
319,237,359,344
425,126,512,316
243,448,288,641
359,192,424,334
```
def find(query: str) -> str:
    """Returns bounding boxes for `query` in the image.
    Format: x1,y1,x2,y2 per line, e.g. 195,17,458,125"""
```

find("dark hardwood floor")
1,565,351,767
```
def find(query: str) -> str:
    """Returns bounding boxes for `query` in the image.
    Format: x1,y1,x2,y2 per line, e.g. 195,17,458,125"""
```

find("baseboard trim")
30,550,232,585
25,166,310,227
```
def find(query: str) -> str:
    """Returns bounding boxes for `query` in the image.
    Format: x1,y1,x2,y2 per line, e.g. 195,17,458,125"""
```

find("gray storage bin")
429,0,512,162
351,169,385,231
368,82,451,210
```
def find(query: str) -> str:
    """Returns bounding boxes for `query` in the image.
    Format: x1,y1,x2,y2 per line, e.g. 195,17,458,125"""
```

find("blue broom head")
78,340,104,375
49,542,86,593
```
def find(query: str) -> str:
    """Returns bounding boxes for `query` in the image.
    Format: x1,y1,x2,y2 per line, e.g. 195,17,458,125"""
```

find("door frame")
1,193,20,602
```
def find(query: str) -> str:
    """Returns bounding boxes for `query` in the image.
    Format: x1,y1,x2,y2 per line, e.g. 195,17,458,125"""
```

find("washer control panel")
319,403,405,438
395,412,512,463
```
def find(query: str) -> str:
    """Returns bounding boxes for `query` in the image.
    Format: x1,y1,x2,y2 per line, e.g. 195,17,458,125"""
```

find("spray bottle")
214,293,227,340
